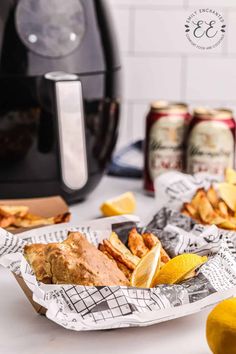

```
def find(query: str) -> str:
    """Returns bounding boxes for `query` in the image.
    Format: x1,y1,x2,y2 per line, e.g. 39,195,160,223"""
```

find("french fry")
142,232,158,249
218,220,236,231
98,243,113,259
209,216,226,225
218,201,229,218
0,215,15,228
206,186,219,209
160,247,171,264
114,262,132,280
181,209,191,218
0,207,70,228
12,212,71,228
128,228,149,258
181,181,236,231
109,232,140,266
191,188,206,210
183,270,196,280
53,212,71,224
0,205,29,218
142,232,170,264
198,195,224,225
23,213,42,221
98,243,132,280
198,195,217,224
103,239,137,270
229,217,236,224
181,202,198,218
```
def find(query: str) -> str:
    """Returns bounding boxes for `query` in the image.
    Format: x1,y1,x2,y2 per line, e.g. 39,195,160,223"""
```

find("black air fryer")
0,0,120,203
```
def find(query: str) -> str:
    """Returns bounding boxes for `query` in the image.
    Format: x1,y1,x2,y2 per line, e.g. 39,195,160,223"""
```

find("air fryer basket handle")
44,71,88,191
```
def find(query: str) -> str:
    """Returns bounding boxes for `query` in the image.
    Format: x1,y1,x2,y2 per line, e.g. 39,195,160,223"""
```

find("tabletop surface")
0,176,211,354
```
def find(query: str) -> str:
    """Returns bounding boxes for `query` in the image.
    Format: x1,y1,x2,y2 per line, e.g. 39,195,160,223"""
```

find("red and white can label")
148,115,186,180
187,120,234,176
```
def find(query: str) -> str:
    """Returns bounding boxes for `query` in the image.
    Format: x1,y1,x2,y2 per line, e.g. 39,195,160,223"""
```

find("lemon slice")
225,167,236,184
100,192,136,217
218,183,236,211
152,253,207,286
130,243,161,288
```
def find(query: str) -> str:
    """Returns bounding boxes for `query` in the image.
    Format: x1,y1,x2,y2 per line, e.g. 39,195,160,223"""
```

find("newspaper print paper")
1,209,236,331
154,170,222,211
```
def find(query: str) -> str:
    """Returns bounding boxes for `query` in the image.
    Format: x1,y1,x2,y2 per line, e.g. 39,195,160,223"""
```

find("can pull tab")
44,71,88,191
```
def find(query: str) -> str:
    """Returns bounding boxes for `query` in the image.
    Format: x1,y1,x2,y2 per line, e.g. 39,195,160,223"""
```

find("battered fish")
24,232,129,286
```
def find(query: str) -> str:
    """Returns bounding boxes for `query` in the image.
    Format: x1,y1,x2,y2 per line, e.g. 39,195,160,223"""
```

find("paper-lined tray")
0,195,69,312
0,196,69,234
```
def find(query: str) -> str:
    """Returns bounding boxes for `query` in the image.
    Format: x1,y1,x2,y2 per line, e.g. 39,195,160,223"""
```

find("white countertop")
0,176,211,354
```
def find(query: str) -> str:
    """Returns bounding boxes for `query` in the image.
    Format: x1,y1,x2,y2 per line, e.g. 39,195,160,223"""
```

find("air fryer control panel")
15,0,86,58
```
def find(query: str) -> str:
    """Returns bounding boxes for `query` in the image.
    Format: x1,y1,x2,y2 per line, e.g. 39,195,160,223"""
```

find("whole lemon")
206,298,236,354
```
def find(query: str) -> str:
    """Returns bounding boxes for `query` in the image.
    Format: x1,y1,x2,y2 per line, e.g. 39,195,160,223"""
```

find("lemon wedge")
218,183,236,211
131,242,161,288
206,298,236,354
100,192,136,217
225,168,236,184
152,253,207,286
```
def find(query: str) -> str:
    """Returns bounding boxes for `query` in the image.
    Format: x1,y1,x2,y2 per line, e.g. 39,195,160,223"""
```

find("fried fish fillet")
128,228,149,258
24,243,53,284
24,232,129,286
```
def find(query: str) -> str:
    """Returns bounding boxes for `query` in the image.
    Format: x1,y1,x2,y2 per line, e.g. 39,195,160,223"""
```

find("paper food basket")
0,196,69,315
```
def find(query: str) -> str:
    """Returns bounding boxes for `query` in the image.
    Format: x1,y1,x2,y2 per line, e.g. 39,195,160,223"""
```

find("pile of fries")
181,168,236,230
98,229,206,288
99,229,170,281
0,205,70,230
98,228,170,280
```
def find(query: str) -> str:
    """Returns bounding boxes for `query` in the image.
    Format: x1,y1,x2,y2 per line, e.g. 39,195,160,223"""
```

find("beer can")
144,101,190,194
186,107,235,176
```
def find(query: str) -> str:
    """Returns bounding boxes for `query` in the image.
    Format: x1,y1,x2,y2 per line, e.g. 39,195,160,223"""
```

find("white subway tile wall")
123,56,182,100
107,0,236,147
